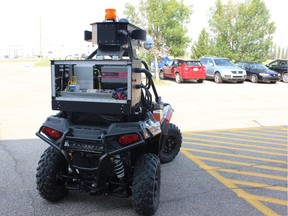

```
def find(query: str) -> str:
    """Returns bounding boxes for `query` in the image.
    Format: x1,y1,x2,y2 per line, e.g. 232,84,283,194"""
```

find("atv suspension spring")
113,155,125,180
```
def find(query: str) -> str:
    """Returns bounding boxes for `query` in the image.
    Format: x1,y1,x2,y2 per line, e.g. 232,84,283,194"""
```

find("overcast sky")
0,0,287,56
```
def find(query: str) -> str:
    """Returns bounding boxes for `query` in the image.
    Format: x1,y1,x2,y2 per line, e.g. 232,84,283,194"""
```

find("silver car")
199,57,246,83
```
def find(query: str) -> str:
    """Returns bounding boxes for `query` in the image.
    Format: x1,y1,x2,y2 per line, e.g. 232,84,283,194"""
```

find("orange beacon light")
105,8,116,20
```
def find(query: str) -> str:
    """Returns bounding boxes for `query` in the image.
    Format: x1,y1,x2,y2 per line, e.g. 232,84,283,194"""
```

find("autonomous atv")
36,9,182,215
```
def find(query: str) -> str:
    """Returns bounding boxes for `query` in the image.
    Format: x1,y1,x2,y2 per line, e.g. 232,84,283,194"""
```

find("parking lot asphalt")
0,62,287,216
182,126,288,216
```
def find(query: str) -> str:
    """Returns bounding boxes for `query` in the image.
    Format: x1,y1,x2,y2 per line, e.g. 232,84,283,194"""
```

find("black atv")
36,9,181,215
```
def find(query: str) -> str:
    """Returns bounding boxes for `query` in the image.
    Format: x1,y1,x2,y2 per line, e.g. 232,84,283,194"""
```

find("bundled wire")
117,29,134,60
112,88,127,100
143,86,152,111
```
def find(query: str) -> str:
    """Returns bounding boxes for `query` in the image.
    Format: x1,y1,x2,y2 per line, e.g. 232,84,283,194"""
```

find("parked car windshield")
250,63,268,70
214,59,235,66
185,61,202,66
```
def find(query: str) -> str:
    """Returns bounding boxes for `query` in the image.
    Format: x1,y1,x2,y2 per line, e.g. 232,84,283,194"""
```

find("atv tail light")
118,134,140,146
165,109,173,124
41,126,62,140
153,110,163,122
105,8,116,20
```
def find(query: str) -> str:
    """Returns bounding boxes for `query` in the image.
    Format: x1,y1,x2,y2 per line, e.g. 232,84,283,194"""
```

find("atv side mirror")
144,35,153,50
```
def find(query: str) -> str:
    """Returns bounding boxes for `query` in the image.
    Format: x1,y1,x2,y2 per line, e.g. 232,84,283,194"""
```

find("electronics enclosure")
51,59,142,116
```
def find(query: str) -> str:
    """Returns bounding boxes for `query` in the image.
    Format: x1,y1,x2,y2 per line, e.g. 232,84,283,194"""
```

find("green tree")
191,28,214,59
208,0,276,62
124,0,192,81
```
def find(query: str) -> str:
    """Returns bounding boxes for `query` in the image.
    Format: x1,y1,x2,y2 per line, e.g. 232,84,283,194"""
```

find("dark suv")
266,59,288,83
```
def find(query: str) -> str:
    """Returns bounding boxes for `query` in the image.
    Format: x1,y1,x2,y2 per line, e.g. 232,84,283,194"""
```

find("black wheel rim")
163,135,177,154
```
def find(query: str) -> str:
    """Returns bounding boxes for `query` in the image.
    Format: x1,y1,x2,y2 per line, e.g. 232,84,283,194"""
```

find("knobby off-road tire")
36,146,68,202
132,153,161,215
159,123,182,164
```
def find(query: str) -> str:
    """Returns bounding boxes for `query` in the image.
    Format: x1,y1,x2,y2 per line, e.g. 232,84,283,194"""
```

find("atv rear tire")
132,153,161,215
36,146,68,201
159,123,182,163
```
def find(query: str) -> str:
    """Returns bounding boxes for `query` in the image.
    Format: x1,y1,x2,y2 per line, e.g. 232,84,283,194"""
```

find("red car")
160,59,206,83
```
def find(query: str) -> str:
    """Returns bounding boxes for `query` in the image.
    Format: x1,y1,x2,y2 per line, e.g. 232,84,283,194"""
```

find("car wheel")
251,74,258,83
132,153,160,215
36,146,68,202
197,79,204,83
159,70,165,80
282,73,288,83
214,72,223,83
159,123,182,164
175,73,183,83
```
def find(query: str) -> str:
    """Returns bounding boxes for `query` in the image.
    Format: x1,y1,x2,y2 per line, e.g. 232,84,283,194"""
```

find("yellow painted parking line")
246,194,288,206
192,130,288,142
251,126,287,133
238,126,287,132
182,125,287,135
185,141,287,156
185,135,287,148
181,147,288,164
229,179,288,192
193,155,287,172
232,130,287,139
213,167,287,181
277,126,288,131
181,149,281,216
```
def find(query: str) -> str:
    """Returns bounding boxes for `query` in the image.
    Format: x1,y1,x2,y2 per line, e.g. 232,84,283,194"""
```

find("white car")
199,57,246,83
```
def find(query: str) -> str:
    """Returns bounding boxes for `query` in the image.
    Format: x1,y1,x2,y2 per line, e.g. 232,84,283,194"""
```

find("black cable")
141,60,149,71
134,66,160,103
127,37,134,60
138,83,152,112
118,30,134,60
